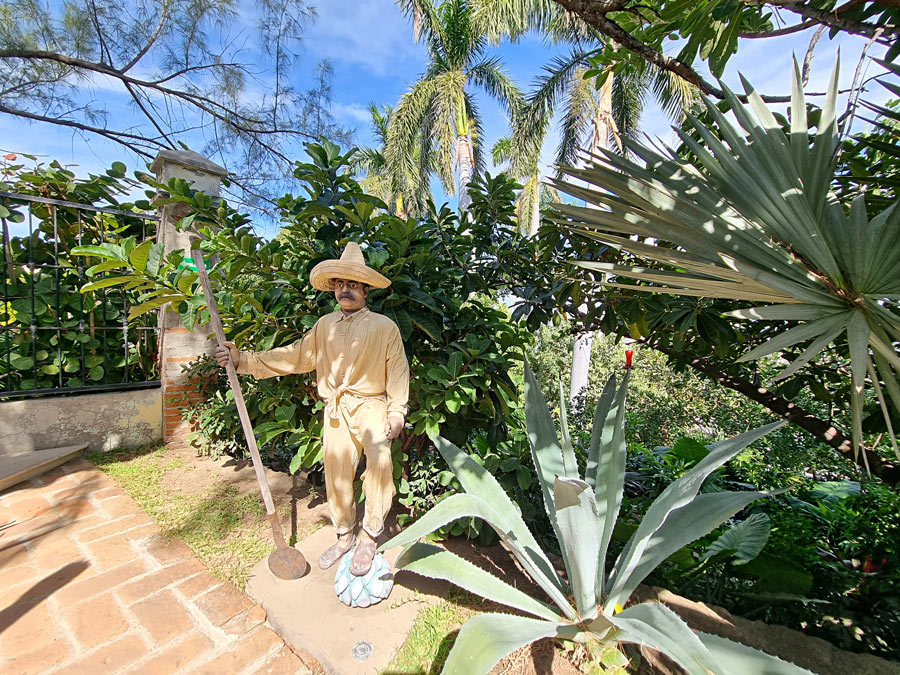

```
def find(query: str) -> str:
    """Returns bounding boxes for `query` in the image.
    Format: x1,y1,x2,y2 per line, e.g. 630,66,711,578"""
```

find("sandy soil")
159,444,332,543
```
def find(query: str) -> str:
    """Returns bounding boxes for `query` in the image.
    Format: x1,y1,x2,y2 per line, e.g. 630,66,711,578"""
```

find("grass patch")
85,444,274,586
384,590,486,674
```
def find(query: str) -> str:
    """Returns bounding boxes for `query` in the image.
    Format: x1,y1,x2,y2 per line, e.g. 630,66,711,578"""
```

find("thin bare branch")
0,102,161,156
802,25,826,86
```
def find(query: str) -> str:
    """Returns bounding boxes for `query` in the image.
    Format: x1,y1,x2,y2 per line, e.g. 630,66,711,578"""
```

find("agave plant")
549,57,900,464
381,363,811,674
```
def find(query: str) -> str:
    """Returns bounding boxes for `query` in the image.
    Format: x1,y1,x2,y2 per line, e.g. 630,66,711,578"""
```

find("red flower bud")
624,350,634,369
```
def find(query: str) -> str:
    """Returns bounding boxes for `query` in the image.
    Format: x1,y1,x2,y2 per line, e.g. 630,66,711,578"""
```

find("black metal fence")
1,191,160,399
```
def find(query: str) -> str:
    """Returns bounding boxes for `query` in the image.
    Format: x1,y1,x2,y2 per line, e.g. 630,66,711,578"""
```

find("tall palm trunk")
569,72,615,404
457,134,474,212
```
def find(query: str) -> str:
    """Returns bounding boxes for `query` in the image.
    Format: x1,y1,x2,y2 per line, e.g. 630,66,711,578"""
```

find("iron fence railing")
1,190,160,399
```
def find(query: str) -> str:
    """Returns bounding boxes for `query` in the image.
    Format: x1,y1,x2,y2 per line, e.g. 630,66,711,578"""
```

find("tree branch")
552,0,895,103
648,340,900,486
762,0,899,38
550,1,804,102
150,62,247,85
0,48,319,143
740,19,816,38
121,1,171,73
554,0,725,97
0,102,160,157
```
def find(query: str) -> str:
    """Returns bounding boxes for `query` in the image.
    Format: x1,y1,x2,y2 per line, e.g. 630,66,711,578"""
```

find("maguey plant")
381,362,812,674
549,58,900,465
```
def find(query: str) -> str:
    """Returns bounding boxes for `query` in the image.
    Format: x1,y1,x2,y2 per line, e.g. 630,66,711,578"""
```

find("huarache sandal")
318,536,356,570
349,537,378,576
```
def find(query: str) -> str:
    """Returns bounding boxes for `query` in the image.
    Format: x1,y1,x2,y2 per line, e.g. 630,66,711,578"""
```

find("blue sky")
1,0,893,237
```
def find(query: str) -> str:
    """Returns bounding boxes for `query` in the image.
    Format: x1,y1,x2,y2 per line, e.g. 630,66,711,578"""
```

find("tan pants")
323,395,395,537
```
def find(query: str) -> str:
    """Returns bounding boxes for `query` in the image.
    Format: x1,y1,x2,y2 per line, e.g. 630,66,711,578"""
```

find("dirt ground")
159,443,332,545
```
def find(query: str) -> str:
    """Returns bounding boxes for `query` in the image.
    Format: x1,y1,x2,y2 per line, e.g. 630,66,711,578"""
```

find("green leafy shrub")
751,482,900,658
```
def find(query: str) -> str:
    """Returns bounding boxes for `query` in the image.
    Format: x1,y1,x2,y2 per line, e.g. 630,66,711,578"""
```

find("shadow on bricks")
0,561,90,630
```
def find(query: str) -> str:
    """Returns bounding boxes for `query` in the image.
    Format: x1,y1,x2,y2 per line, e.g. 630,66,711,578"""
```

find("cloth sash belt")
324,384,386,420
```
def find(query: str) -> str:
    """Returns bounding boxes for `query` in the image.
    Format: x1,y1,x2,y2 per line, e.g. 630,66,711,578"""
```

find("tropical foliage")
381,362,811,674
552,59,900,473
0,158,157,393
69,142,559,529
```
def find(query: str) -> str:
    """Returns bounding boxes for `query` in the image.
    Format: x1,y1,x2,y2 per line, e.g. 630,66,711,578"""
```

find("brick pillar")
150,150,228,447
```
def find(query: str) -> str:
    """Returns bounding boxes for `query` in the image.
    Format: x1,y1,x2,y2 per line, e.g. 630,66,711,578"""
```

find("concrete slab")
0,444,88,492
246,522,445,674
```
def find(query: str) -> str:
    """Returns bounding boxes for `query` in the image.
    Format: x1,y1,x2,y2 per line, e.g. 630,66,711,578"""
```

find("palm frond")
492,135,512,166
553,60,900,459
467,56,524,118
386,75,441,203
509,48,597,178
557,65,597,170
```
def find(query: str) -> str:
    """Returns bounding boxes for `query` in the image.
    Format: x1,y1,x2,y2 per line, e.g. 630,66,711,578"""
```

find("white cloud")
331,101,372,123
304,0,423,77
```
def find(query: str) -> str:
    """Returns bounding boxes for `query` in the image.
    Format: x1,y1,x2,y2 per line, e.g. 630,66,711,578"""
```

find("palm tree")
389,0,525,211
474,2,697,403
354,103,432,216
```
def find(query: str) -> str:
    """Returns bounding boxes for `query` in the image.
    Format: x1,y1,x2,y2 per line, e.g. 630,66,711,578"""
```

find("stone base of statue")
334,549,394,608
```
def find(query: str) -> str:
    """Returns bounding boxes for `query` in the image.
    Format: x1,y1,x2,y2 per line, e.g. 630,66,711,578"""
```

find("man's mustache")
339,293,354,299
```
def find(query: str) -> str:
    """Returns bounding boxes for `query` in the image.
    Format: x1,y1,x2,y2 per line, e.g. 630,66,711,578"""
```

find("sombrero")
309,242,391,291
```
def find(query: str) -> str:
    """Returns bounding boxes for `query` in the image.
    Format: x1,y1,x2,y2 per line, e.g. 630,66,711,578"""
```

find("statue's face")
333,278,369,313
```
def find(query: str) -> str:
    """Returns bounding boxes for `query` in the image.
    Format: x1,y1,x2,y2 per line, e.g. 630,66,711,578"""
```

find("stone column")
150,150,228,447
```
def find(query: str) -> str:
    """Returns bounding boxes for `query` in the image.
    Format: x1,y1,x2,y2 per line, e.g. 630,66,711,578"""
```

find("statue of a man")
215,242,409,576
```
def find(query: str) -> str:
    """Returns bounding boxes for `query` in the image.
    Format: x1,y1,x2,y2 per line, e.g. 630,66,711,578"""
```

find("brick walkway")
0,457,315,674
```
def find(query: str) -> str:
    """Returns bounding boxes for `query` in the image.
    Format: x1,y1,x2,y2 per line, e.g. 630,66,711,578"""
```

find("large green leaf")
80,275,144,293
703,512,770,564
380,485,573,618
431,436,568,601
696,632,814,674
441,613,578,675
584,374,616,488
395,543,562,622
523,362,567,559
607,490,778,610
587,371,630,599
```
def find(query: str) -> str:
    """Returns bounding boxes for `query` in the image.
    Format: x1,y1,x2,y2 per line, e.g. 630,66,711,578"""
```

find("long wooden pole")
191,249,288,548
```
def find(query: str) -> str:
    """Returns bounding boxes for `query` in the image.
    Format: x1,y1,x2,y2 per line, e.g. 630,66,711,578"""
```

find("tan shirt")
236,307,409,418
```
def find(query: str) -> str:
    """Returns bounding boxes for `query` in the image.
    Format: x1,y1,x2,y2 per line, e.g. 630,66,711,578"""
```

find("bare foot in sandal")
350,531,378,576
319,532,355,570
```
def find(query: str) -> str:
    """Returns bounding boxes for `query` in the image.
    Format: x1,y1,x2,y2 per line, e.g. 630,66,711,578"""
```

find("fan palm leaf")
551,58,900,460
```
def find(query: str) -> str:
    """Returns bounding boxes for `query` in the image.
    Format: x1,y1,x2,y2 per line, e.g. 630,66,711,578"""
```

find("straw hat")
309,242,391,291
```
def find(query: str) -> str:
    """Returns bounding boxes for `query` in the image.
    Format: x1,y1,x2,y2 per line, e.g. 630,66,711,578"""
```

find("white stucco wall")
0,387,162,455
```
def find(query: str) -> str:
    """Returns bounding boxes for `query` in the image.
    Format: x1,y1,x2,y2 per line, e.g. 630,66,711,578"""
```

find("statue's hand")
215,341,241,369
384,414,404,440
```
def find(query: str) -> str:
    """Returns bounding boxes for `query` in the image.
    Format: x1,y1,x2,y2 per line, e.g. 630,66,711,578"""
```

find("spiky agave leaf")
612,603,814,675
395,542,563,622
584,371,630,600
441,612,580,675
380,434,573,618
605,422,784,611
554,477,602,618
552,56,900,459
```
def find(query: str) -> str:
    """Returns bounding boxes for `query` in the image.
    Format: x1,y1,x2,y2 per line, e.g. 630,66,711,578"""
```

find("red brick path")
0,458,313,674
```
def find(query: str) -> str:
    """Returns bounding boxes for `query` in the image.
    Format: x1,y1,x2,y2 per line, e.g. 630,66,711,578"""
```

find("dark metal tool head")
268,546,310,580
